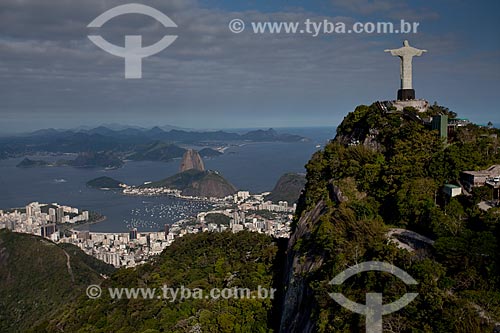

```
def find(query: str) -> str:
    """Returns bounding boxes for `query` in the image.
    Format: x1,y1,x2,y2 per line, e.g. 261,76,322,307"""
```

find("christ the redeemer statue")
385,40,427,100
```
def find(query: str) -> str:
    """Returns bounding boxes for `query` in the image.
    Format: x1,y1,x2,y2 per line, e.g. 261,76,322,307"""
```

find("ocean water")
0,127,335,232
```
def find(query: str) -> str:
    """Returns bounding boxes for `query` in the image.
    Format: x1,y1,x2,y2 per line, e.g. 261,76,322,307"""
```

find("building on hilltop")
431,115,449,139
443,184,462,198
448,118,471,128
461,165,500,191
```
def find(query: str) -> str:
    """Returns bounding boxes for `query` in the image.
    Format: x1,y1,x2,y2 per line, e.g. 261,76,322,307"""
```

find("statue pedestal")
391,99,429,113
397,89,415,100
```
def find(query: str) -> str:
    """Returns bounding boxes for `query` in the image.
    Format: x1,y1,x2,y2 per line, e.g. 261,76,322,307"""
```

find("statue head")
403,40,409,47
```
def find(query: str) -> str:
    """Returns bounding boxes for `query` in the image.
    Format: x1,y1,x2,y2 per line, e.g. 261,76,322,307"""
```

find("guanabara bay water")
0,127,333,232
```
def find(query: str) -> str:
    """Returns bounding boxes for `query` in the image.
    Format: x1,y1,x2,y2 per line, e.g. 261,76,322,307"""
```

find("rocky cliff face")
181,170,237,198
266,173,306,204
179,149,205,172
279,201,327,333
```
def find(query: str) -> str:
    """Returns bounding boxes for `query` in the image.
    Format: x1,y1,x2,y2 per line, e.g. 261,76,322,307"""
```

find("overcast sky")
1,0,499,133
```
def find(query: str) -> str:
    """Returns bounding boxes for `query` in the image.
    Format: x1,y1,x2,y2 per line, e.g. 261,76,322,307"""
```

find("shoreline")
63,215,107,233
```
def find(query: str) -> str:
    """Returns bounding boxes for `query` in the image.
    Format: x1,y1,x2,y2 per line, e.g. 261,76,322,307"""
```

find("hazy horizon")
0,121,340,136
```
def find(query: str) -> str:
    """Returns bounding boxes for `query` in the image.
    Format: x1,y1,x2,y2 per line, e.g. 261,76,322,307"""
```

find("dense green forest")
0,230,115,333
287,103,500,332
37,232,283,333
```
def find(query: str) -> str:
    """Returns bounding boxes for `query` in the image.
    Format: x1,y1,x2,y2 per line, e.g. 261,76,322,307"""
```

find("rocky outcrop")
142,169,237,198
179,149,205,172
181,170,237,198
143,149,235,198
266,173,306,204
279,201,328,333
328,180,348,203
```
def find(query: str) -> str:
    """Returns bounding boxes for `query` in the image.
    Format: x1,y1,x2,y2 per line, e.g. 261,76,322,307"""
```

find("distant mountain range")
73,123,184,132
0,126,308,160
127,141,187,162
16,152,124,169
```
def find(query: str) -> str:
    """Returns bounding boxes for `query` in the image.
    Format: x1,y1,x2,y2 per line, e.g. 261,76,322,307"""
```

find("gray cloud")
330,0,439,20
0,0,498,132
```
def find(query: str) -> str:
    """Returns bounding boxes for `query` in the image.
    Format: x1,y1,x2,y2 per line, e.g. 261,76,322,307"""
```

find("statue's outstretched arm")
415,49,428,56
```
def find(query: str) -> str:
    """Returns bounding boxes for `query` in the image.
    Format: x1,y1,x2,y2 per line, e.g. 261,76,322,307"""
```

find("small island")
86,176,124,190
198,148,223,157
16,158,53,168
